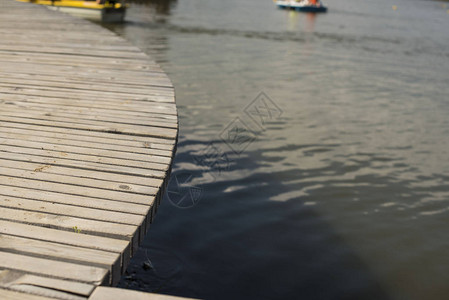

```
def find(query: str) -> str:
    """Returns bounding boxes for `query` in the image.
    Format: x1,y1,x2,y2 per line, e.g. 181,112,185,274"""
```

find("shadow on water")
118,138,391,300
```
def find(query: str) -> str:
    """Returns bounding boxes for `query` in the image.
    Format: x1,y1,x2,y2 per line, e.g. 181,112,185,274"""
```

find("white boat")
276,0,328,13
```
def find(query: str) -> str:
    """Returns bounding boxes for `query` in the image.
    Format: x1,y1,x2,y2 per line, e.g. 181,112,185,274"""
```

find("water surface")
104,0,449,299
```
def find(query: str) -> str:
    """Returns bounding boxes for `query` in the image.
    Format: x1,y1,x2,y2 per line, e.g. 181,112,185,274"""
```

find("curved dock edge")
0,0,182,299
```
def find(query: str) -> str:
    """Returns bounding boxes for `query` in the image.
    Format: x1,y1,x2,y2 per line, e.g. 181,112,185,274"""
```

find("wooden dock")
0,0,181,299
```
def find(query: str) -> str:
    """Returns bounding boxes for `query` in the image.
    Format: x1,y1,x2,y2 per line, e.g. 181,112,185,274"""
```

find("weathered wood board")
89,287,198,300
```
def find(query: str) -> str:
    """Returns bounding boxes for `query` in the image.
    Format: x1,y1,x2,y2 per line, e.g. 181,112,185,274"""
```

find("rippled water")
104,0,449,299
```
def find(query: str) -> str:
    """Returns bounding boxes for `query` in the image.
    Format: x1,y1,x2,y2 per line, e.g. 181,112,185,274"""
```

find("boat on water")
16,0,127,22
276,0,328,13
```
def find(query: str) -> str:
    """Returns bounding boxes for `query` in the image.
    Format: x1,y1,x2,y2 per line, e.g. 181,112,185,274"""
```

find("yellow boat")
17,0,127,22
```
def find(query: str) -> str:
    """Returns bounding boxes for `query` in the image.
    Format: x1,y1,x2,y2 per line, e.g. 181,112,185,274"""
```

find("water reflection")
103,0,449,299
305,13,316,32
127,0,177,15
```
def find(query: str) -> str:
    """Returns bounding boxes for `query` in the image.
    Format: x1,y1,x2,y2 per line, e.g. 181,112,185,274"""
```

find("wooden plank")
0,71,173,90
0,35,137,49
0,150,167,179
0,158,163,188
0,287,55,300
0,252,108,285
0,44,150,60
0,40,142,52
0,93,177,117
0,173,156,204
0,95,177,122
0,122,176,148
0,220,130,264
0,163,159,195
0,127,174,156
0,196,145,226
0,269,93,299
0,60,167,81
0,48,157,66
0,185,154,237
0,55,161,72
0,114,178,139
0,64,170,80
89,287,198,300
0,104,178,128
0,206,140,247
0,269,94,296
0,235,121,285
0,144,169,172
0,126,175,152
0,184,151,215
0,86,176,110
0,79,174,101
0,133,173,164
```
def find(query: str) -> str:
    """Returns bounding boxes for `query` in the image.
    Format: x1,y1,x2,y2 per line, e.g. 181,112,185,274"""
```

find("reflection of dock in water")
129,0,178,15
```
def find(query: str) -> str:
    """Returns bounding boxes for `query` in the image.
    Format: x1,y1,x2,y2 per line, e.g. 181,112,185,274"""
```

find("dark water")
103,0,449,299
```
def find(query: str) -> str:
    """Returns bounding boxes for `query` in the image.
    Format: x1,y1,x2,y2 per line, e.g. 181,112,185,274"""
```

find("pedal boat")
16,0,127,22
276,0,328,13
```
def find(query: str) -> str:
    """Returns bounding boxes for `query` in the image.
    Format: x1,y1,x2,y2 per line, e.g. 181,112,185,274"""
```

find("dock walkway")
0,0,179,299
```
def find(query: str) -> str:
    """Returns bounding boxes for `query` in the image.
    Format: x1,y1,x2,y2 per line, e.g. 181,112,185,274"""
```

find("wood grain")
0,0,177,298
